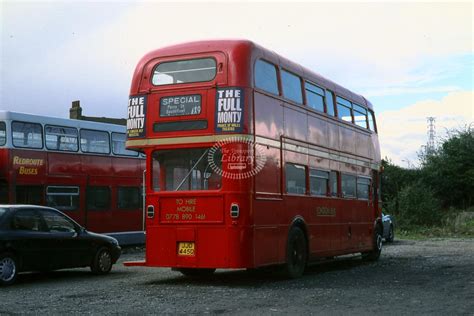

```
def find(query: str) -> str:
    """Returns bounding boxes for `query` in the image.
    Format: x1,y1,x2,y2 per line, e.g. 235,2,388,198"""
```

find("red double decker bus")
0,111,145,244
125,40,382,277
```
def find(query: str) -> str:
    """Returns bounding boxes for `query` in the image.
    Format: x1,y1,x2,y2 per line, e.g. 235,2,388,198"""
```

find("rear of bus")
125,41,257,271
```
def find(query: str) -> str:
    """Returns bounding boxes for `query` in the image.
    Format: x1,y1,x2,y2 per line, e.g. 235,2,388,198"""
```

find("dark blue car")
0,205,121,285
382,213,395,243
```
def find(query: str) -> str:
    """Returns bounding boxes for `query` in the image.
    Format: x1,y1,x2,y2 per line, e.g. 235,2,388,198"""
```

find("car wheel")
91,247,113,275
284,226,307,278
177,268,216,277
0,253,18,286
386,225,394,243
362,227,383,261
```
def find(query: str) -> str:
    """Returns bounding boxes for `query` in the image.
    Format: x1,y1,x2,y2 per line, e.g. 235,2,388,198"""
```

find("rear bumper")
143,225,254,269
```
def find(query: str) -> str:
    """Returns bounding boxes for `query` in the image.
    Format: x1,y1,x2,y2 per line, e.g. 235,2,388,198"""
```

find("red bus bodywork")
125,40,382,273
0,111,145,244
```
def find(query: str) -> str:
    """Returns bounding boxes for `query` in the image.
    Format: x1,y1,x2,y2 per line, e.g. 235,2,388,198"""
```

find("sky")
1,1,473,167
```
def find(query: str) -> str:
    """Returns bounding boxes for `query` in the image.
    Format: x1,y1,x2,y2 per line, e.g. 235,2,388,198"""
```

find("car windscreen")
0,208,7,220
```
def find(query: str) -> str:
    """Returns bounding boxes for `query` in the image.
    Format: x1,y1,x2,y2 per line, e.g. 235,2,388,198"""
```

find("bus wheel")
362,228,383,261
0,253,18,286
177,268,216,277
285,226,307,278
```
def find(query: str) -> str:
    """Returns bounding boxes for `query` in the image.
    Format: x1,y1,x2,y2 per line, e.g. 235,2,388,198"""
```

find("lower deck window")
16,185,43,204
357,177,371,200
330,171,339,197
87,186,110,210
117,187,141,209
310,169,329,196
46,186,79,211
341,174,356,198
0,181,8,203
286,163,306,194
152,147,222,191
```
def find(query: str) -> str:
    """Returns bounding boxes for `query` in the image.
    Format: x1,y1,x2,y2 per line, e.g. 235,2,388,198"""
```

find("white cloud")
15,2,468,114
365,85,462,97
378,90,474,167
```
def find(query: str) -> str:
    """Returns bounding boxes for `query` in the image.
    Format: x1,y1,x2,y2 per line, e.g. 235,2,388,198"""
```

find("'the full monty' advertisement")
215,87,244,133
127,95,147,138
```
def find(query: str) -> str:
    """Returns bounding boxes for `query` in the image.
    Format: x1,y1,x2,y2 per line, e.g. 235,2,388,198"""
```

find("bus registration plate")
178,242,195,256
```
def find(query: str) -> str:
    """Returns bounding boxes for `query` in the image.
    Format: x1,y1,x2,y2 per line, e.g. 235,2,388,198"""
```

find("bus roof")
134,39,373,110
0,111,127,133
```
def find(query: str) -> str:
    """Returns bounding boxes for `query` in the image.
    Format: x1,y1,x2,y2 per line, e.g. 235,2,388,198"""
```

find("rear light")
147,205,155,218
230,203,239,218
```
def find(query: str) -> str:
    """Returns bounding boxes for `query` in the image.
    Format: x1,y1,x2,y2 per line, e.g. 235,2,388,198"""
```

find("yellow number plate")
178,242,195,256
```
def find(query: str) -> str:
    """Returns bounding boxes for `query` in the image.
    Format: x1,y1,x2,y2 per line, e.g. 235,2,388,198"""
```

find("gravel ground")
1,238,473,315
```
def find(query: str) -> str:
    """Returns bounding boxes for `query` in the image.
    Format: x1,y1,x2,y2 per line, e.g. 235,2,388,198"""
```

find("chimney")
70,100,82,119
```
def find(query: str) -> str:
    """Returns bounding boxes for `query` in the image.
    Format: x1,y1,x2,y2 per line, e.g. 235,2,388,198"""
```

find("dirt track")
1,238,473,315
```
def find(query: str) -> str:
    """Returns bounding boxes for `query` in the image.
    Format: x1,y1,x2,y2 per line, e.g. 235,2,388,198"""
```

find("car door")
9,208,52,271
39,209,91,269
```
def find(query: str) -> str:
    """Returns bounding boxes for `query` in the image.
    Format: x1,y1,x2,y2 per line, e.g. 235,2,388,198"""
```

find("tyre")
284,226,307,278
386,225,394,243
0,253,18,286
177,268,216,277
362,227,383,261
90,247,113,275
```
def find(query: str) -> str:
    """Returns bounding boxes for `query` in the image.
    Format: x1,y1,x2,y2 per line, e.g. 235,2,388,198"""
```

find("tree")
421,127,474,209
381,158,419,215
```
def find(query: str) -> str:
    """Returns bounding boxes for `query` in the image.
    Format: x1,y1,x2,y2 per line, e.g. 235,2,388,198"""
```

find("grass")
397,224,474,240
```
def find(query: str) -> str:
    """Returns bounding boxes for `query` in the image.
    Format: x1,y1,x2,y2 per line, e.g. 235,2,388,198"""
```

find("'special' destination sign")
160,94,202,117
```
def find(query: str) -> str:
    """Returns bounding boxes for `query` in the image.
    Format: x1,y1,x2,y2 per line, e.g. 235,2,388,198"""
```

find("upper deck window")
45,125,79,152
112,132,138,157
336,97,353,123
255,59,279,95
353,104,368,128
368,110,377,132
281,70,303,104
152,58,216,86
326,90,336,116
80,129,110,154
12,121,43,149
305,82,325,112
0,122,5,146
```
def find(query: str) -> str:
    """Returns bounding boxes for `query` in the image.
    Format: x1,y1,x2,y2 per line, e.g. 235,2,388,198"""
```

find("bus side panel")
48,152,82,175
253,199,282,267
254,92,284,139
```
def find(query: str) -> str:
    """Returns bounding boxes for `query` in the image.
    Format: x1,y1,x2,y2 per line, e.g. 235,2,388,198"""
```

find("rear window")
152,58,216,86
152,147,222,191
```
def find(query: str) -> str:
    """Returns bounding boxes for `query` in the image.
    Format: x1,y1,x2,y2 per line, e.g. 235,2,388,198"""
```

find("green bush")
397,183,443,228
